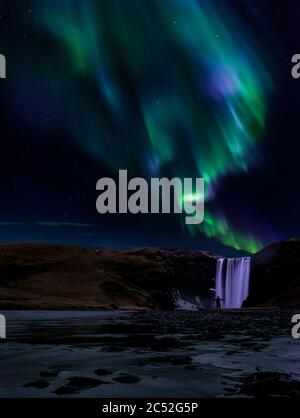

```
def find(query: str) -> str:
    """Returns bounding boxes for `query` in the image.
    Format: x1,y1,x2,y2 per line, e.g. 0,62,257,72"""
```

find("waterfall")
215,257,251,308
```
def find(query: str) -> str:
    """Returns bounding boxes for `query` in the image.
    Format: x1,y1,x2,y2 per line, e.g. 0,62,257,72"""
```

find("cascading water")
215,257,251,308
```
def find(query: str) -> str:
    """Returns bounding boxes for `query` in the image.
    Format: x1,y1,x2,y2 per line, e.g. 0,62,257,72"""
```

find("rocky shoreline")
0,309,299,398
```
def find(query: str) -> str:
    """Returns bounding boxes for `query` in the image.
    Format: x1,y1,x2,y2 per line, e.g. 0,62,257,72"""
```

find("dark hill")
246,239,300,307
0,244,216,310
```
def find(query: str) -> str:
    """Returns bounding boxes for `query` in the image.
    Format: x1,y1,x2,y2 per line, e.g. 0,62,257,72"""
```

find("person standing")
214,296,225,312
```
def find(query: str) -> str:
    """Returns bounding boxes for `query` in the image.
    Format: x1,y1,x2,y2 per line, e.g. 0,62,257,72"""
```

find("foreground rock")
23,380,50,389
241,372,300,398
54,377,108,395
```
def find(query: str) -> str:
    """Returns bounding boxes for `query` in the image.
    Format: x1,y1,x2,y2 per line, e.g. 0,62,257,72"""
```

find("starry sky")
0,0,299,256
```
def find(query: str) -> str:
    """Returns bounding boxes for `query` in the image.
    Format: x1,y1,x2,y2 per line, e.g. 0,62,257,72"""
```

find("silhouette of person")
214,296,225,312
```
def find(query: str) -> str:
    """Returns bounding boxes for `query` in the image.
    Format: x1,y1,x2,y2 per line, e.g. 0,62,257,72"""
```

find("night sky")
0,0,299,257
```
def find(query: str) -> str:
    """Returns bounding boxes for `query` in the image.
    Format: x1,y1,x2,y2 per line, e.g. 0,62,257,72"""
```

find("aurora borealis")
0,0,298,255
36,0,273,253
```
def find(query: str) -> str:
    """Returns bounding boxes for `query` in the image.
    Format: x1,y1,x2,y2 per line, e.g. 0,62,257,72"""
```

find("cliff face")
2,239,299,310
246,238,300,307
0,244,216,310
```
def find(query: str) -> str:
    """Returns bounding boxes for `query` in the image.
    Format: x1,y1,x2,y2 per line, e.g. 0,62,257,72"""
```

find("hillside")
246,238,300,307
0,244,216,309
